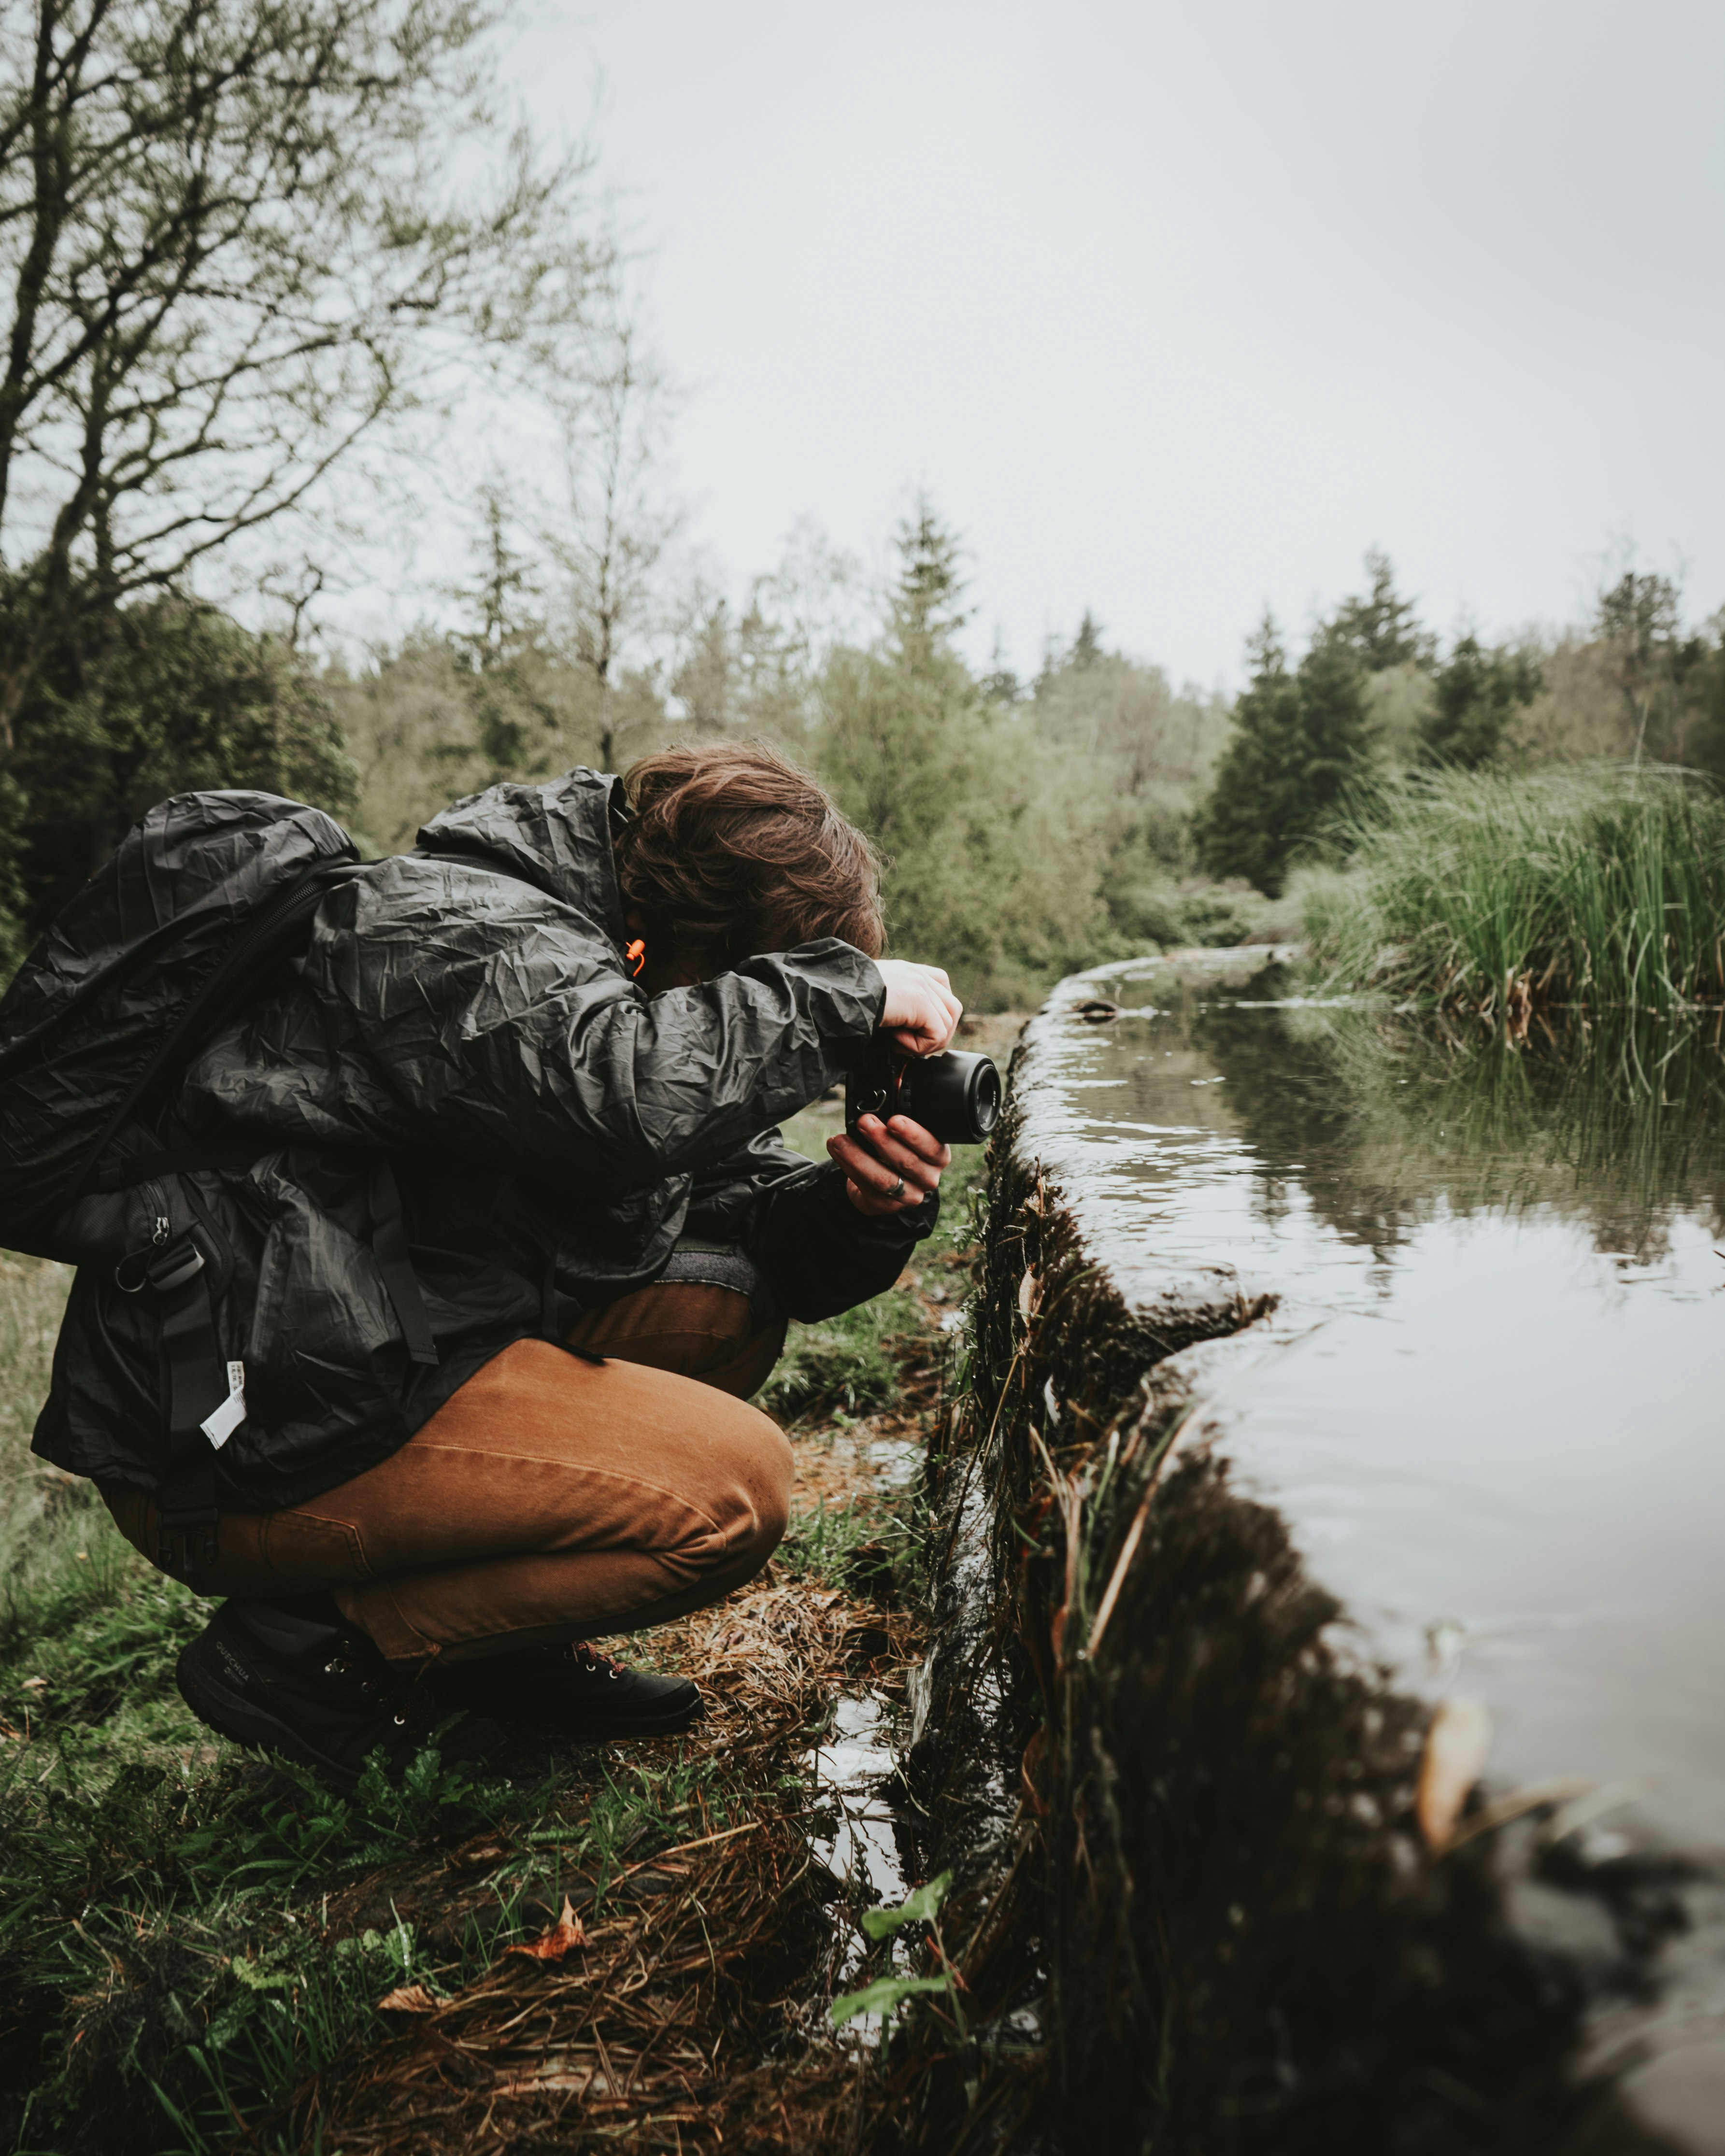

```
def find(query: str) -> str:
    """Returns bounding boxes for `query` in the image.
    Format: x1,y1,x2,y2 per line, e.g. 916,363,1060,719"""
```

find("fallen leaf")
445,1835,508,1872
21,1677,46,1693
377,1983,438,2014
1417,1696,1493,1850
503,1894,586,1962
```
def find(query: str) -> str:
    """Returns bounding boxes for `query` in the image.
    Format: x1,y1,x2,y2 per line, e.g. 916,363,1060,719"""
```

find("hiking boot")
176,1599,499,1790
432,1640,702,1739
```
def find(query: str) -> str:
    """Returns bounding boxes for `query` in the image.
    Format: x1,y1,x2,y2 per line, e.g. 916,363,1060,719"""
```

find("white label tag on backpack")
201,1361,247,1450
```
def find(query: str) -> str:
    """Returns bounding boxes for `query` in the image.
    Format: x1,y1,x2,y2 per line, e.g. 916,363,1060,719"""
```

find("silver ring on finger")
887,1177,907,1200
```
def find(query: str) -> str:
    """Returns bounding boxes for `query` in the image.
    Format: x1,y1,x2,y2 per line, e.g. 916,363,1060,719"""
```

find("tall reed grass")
1296,768,1725,1015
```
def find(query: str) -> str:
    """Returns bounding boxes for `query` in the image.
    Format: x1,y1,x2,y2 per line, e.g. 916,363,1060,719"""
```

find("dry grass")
299,1567,922,2154
284,1124,1005,2154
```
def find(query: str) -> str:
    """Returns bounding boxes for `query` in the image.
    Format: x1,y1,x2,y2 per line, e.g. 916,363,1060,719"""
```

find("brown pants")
102,1284,793,1663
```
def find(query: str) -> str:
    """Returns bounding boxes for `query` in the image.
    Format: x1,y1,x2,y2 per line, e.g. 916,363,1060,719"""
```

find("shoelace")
567,1641,625,1682
322,1646,443,1730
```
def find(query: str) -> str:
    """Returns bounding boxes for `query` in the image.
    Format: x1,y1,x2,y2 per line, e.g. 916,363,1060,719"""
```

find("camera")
845,1038,1003,1148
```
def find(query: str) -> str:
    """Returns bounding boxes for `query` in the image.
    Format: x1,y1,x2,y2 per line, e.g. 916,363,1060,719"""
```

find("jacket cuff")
820,1159,939,1246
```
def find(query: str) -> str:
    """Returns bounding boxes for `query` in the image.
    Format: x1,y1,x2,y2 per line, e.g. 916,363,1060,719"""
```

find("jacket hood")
415,770,630,945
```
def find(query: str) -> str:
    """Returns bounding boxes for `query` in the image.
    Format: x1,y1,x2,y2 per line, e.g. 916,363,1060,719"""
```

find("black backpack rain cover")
0,791,359,1262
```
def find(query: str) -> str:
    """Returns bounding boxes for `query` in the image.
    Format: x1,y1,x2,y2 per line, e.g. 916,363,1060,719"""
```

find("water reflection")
1208,982,1725,1257
1019,952,1725,1855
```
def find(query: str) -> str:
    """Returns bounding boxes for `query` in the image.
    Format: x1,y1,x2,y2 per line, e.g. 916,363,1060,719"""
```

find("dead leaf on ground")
502,1893,586,1962
445,1835,509,1872
377,1983,438,2014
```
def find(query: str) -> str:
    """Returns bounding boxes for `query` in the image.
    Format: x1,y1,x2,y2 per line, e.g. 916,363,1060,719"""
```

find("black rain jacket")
31,771,932,1510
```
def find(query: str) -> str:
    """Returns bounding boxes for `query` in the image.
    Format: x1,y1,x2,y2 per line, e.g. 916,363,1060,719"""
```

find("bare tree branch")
0,0,609,743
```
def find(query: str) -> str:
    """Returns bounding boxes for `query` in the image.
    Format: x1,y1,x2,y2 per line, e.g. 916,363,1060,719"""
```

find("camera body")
844,1038,1002,1148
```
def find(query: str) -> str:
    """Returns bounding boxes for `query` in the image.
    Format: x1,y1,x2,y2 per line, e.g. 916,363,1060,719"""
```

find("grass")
0,1078,1004,2151
1295,766,1725,1018
757,1288,921,1424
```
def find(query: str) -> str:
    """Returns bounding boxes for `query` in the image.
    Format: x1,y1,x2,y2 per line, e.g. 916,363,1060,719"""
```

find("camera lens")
897,1049,1002,1146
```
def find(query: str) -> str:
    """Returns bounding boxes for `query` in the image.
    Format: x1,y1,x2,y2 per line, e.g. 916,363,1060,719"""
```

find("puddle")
810,1693,910,1983
812,1692,906,1905
1017,952,1725,1857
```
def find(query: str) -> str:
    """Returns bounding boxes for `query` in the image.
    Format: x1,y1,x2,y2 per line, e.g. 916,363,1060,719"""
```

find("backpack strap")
116,1207,234,1576
155,1239,226,1575
369,1156,440,1367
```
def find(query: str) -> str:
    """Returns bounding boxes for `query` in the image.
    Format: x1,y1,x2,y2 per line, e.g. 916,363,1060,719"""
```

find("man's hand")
874,960,962,1056
829,1113,951,1218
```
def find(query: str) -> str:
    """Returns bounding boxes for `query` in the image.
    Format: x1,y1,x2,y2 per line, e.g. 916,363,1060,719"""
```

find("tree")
1032,614,1231,938
1193,616,1373,894
1417,637,1542,768
891,502,969,655
1069,610,1105,671
1682,618,1725,781
447,488,573,777
1596,569,1682,766
1331,549,1435,672
6,592,353,928
667,591,810,741
0,0,605,745
813,508,1106,1008
334,630,488,858
539,314,682,769
816,509,975,852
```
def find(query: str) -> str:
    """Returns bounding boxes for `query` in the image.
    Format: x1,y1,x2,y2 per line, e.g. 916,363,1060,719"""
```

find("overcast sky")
501,0,1724,691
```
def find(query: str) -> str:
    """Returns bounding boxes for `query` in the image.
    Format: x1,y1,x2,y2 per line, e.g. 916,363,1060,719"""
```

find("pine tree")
1417,638,1542,768
813,508,1108,1006
1069,611,1105,669
1332,550,1434,672
890,503,970,656
1193,615,1373,893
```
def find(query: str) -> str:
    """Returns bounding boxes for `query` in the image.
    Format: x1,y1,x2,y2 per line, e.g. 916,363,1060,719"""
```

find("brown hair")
615,740,884,969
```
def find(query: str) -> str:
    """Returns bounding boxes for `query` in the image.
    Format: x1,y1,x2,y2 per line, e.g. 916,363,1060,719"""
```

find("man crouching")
34,743,959,1784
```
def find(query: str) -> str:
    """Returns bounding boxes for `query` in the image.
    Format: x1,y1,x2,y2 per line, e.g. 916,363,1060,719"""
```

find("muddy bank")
911,950,1725,2155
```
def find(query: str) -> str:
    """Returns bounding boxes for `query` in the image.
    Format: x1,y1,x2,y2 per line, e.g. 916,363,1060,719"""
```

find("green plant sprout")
829,1869,964,2034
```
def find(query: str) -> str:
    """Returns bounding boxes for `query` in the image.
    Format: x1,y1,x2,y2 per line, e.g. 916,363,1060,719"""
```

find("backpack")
0,791,436,1570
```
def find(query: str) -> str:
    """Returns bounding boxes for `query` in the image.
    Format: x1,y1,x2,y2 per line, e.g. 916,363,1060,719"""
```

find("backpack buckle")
115,1231,205,1296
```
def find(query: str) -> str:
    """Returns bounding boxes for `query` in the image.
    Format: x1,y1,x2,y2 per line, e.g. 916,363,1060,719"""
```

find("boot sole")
175,1635,363,1790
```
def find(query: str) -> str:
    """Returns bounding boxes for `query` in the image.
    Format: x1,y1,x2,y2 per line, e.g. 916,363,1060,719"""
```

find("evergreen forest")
0,0,1720,1015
